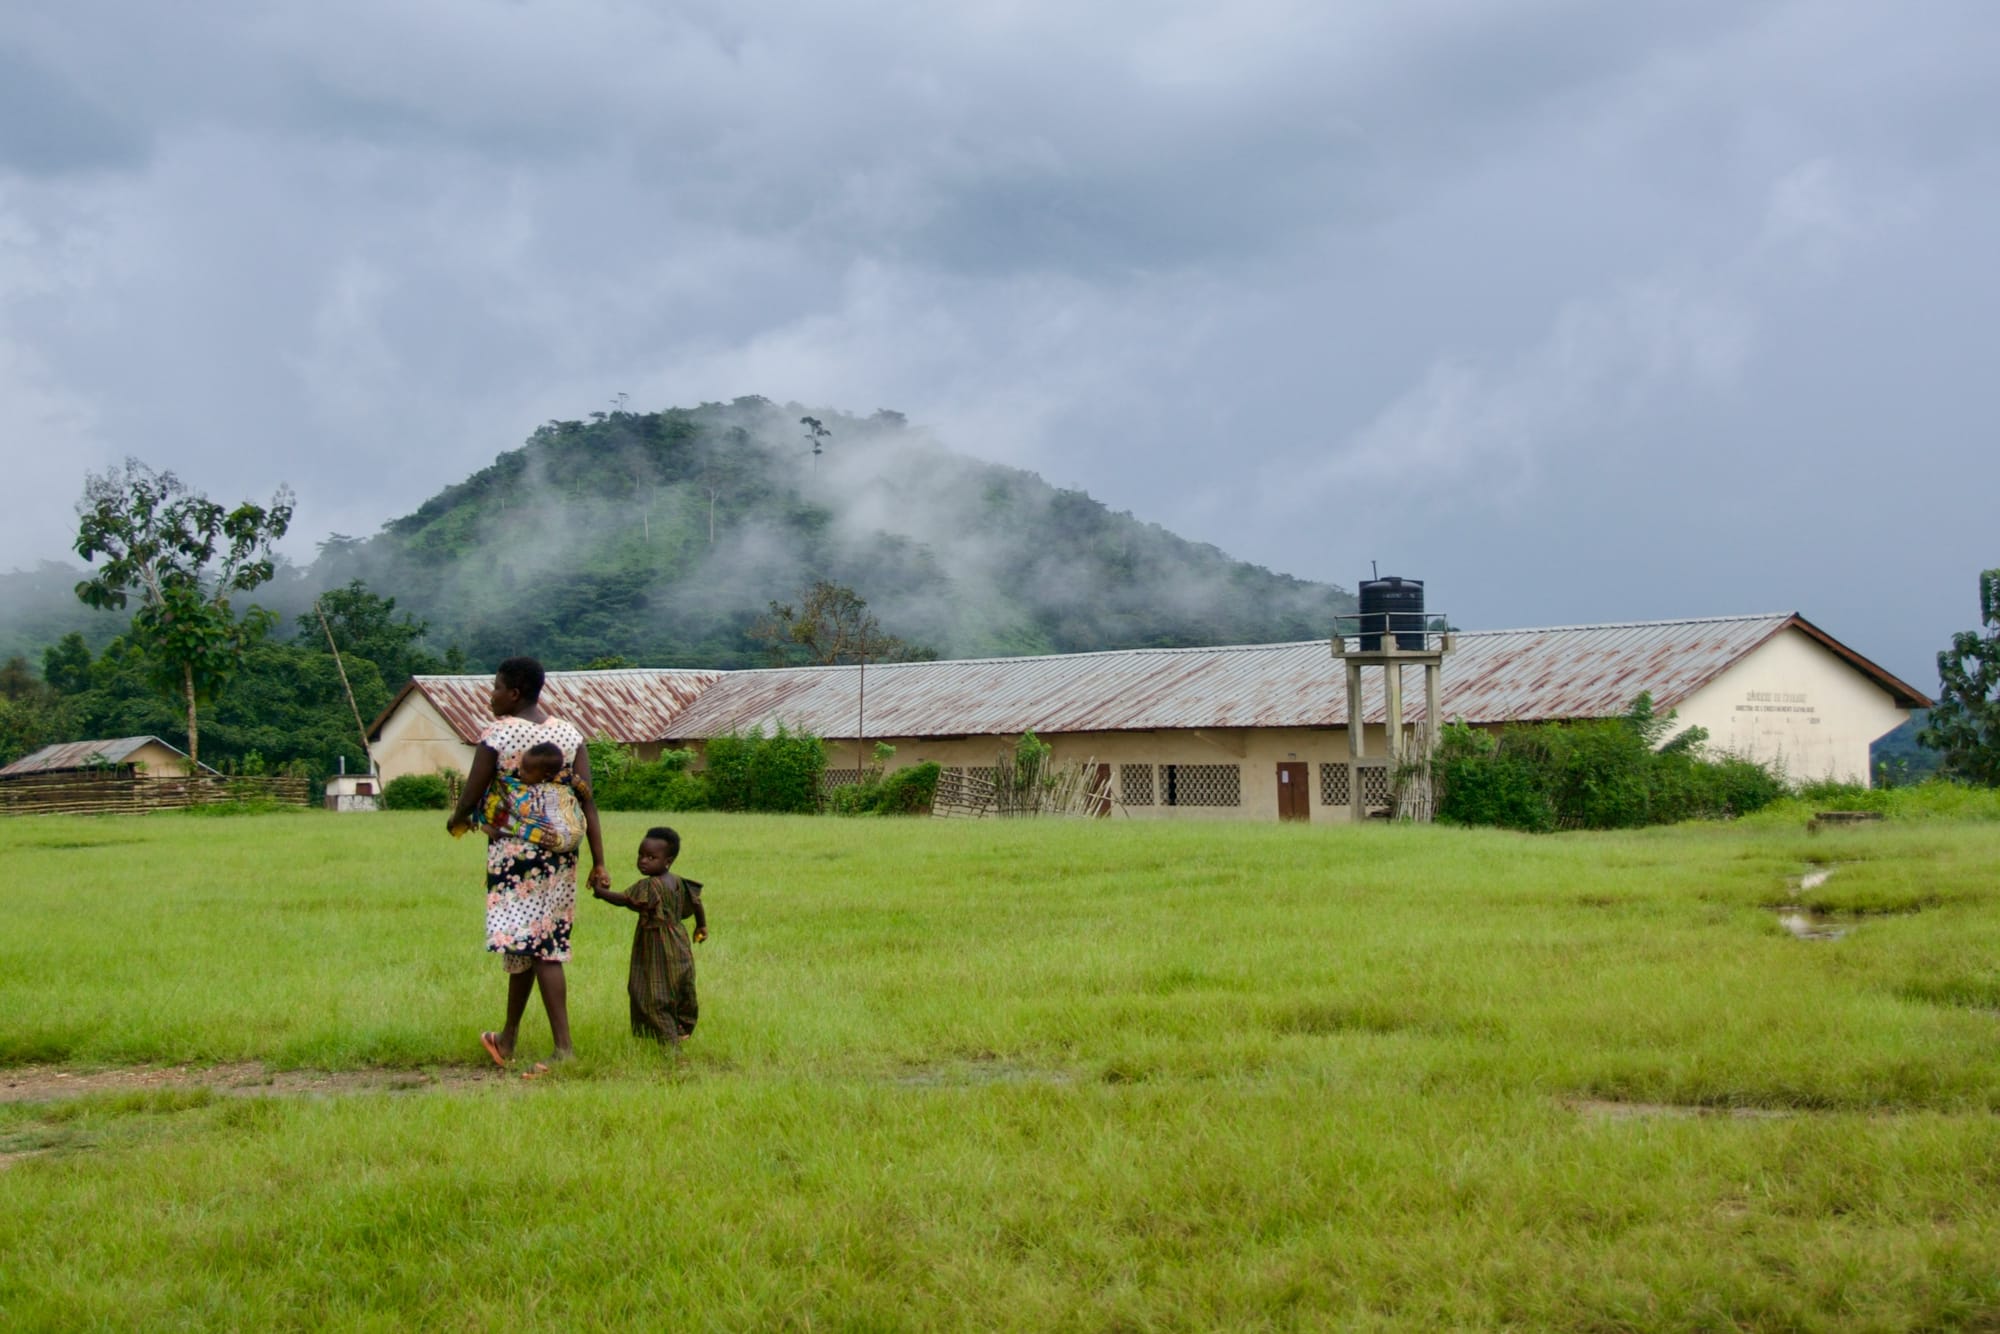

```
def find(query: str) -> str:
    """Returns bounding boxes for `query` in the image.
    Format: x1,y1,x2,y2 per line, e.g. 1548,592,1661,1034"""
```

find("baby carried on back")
479,741,590,852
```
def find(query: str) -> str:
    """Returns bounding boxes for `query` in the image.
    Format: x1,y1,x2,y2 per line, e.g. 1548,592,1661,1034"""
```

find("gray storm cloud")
1,0,1997,685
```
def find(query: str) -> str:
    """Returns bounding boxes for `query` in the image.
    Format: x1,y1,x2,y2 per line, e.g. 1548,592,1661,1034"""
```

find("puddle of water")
1776,910,1850,941
1775,863,1849,938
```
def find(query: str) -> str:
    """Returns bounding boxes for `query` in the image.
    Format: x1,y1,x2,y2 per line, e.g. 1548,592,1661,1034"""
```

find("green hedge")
704,723,827,814
589,726,828,814
381,773,451,810
1434,695,1785,832
828,762,942,816
585,739,710,812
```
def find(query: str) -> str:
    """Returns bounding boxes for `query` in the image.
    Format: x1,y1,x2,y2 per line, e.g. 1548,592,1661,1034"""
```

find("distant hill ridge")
6,398,1356,669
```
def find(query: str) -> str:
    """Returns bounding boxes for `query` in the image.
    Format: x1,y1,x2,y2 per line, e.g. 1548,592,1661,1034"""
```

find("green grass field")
3,802,1999,1330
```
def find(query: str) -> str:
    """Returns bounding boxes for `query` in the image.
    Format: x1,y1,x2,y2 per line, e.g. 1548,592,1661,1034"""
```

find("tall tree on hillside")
72,459,294,767
751,580,913,666
801,415,830,475
1920,567,2000,786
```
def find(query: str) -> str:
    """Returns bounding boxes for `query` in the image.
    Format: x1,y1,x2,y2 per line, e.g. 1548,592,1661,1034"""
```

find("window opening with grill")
1161,763,1241,807
1319,763,1348,806
1120,764,1154,806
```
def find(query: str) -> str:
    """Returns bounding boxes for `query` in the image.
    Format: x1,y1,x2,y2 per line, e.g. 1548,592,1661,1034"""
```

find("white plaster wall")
854,725,1376,822
373,695,476,784
1673,628,1911,785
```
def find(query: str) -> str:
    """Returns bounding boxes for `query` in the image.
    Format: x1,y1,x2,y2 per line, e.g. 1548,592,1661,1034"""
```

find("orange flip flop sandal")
520,1062,552,1081
479,1032,509,1067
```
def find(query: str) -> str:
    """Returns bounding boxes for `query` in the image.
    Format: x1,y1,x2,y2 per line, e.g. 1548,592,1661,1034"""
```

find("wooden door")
1091,763,1112,817
1276,762,1309,821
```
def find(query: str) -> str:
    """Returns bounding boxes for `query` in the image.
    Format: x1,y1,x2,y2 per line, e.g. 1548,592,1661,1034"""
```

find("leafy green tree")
298,579,440,689
42,632,93,695
72,459,294,767
0,655,73,766
750,580,923,666
0,656,37,701
1920,568,2000,786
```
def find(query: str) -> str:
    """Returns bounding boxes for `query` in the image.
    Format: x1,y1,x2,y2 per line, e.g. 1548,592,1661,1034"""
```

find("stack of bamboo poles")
934,757,1117,819
931,768,996,819
0,772,312,817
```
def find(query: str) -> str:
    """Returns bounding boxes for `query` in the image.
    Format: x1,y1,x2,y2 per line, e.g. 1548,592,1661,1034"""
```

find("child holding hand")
594,826,706,1042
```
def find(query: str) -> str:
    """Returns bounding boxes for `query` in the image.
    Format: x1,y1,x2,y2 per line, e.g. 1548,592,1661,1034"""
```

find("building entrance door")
1276,762,1309,821
1091,763,1112,817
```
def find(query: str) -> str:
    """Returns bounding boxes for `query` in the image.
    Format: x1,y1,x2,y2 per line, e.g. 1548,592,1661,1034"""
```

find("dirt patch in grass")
890,1054,1075,1087
0,1062,498,1106
1566,1098,1798,1121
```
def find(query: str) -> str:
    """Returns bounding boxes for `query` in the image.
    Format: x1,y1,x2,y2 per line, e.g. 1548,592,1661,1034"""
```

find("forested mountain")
0,400,1358,776
299,397,1356,668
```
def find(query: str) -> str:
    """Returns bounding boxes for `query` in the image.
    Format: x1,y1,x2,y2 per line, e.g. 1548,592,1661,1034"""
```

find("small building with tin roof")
365,613,1928,821
0,736,215,780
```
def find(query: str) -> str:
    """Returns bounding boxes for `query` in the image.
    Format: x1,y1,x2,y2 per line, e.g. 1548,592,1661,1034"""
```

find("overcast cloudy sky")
2,1,1994,687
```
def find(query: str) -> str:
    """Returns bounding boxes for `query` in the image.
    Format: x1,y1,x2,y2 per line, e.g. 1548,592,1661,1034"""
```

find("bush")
381,773,451,810
586,738,710,811
1435,723,1555,833
829,762,942,816
1434,697,1786,833
704,723,827,814
1704,755,1787,817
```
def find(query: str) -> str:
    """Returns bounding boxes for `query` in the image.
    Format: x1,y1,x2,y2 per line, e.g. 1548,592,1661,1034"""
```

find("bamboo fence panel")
0,772,313,817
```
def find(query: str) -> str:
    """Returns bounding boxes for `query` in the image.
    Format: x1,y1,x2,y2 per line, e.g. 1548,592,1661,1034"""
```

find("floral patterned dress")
479,715,587,969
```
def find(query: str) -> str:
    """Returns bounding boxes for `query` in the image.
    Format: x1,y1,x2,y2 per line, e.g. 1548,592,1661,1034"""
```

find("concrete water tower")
1331,575,1453,821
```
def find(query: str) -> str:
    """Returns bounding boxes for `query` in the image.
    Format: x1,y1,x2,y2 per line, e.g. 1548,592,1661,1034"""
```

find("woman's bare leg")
496,969,535,1059
535,960,574,1059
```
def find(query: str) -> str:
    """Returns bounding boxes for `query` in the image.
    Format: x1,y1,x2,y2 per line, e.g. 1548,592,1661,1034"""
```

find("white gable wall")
1673,627,1910,784
374,693,476,784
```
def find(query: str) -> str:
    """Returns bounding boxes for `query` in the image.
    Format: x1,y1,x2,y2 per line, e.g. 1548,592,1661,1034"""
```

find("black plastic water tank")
1358,576,1425,650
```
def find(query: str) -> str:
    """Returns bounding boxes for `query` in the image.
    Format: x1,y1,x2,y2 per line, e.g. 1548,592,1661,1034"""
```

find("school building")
366,612,1928,822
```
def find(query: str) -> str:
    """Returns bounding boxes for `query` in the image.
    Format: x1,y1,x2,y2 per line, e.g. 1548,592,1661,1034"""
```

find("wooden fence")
0,772,314,817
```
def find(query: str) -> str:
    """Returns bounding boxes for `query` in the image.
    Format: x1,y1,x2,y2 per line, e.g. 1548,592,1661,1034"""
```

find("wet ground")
0,1061,496,1106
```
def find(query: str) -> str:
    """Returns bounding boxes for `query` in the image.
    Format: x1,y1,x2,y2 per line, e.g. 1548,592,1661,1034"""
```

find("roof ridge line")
1455,612,1792,637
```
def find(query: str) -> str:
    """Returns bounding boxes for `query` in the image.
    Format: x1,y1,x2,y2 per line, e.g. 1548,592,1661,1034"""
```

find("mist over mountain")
9,398,1356,670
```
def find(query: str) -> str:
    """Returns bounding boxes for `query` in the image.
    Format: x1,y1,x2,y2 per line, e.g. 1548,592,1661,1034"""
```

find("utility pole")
315,599,375,777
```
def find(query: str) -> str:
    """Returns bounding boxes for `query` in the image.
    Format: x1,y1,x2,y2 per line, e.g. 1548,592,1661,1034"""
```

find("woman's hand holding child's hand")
587,863,611,893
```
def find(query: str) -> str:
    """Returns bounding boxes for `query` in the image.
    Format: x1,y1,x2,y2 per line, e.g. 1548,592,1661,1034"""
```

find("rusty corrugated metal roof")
392,668,726,744
0,736,213,777
371,613,1926,748
659,613,1913,740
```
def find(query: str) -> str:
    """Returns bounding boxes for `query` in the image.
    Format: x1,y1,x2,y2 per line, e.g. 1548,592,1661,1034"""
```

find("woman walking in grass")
447,656,609,1074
